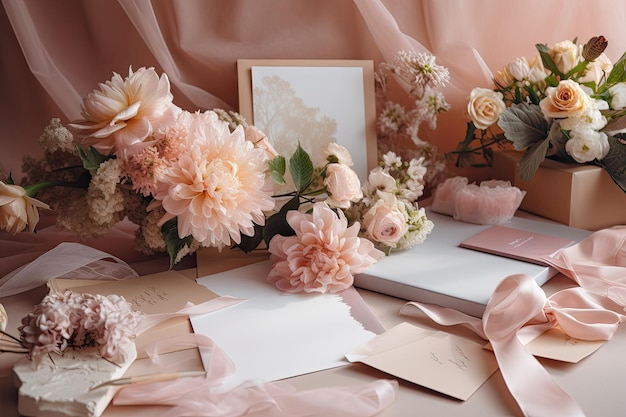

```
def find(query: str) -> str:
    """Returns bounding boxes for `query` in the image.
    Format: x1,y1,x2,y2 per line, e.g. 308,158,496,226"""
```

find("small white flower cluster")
350,151,434,253
376,50,451,188
19,290,143,365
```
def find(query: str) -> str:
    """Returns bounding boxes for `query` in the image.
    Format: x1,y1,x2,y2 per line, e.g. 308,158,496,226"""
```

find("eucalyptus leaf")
161,217,194,269
598,134,626,193
517,137,551,181
263,195,300,246
289,144,314,192
545,121,570,159
497,103,549,150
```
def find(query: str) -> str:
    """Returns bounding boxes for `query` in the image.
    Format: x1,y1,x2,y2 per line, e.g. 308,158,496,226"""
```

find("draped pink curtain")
2,0,626,274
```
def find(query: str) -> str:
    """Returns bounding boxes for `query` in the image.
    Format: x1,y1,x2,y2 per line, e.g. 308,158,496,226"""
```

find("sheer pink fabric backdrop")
2,0,626,276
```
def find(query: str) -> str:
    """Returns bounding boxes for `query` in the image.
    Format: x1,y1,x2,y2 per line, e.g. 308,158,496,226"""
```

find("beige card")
525,328,605,363
51,271,219,358
346,322,499,401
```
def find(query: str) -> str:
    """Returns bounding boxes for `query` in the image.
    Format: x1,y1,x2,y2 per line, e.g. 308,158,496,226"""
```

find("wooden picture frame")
237,59,377,181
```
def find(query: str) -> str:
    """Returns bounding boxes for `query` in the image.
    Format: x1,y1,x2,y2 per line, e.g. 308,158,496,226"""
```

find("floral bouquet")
454,35,626,193
2,61,442,292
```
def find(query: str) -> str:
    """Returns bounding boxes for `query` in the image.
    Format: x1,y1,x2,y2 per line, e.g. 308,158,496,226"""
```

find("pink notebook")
459,225,576,266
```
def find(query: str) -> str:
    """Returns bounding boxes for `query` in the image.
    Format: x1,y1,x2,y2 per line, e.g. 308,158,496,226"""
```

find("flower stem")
24,180,86,198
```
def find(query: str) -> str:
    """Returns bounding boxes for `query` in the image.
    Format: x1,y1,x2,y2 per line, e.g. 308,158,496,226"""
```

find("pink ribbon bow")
403,226,626,416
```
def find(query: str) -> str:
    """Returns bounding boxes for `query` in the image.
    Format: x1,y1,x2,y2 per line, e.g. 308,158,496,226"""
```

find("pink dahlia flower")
69,66,180,157
155,111,275,247
268,202,384,294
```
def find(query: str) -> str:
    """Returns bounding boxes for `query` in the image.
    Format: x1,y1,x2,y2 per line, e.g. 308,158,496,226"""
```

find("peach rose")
324,163,363,209
0,182,49,234
539,80,591,119
362,195,408,248
467,87,506,130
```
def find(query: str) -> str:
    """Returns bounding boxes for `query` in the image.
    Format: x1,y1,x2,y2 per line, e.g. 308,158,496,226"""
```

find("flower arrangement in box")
1,53,448,293
453,35,626,193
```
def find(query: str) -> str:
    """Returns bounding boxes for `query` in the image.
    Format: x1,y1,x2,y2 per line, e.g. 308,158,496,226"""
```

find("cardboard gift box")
491,150,626,230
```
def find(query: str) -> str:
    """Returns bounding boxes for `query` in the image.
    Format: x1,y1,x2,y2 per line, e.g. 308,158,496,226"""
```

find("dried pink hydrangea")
19,291,143,365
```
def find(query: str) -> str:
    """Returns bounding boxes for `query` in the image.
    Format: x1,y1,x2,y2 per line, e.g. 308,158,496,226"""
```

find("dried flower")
18,291,143,365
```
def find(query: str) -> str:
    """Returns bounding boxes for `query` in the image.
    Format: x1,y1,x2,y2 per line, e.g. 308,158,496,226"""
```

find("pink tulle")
431,176,525,225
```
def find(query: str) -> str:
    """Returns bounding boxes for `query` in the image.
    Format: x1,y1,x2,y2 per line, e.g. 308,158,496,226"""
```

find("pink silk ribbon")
115,301,398,416
401,226,626,416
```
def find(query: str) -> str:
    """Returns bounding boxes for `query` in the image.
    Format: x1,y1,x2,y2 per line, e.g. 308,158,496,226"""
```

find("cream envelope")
346,322,499,401
525,328,605,363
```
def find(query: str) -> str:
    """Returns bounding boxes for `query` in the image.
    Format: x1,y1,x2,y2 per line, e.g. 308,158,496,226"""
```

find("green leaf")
268,155,287,185
536,43,564,78
161,217,194,269
598,134,626,193
76,145,113,171
564,60,590,80
605,51,626,87
288,144,314,192
517,136,551,181
234,223,265,253
524,86,541,105
497,103,550,150
262,195,300,246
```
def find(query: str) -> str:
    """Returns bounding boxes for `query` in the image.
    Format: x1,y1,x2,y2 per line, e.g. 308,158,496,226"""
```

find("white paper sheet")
192,260,377,389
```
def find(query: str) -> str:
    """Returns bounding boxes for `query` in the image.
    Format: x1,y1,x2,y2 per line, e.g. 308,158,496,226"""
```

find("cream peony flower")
154,111,275,247
268,202,384,294
467,87,506,130
0,182,49,234
324,163,363,209
69,67,180,157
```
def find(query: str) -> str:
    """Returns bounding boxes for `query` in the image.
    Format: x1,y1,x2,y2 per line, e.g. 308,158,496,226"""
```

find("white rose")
324,163,362,209
565,128,609,163
362,196,408,248
539,80,591,119
609,83,626,110
579,53,613,85
467,87,506,130
549,40,580,74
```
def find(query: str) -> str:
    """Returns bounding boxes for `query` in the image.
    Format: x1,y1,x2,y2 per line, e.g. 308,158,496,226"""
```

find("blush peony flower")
0,182,49,234
69,67,180,157
154,111,275,247
268,202,384,294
